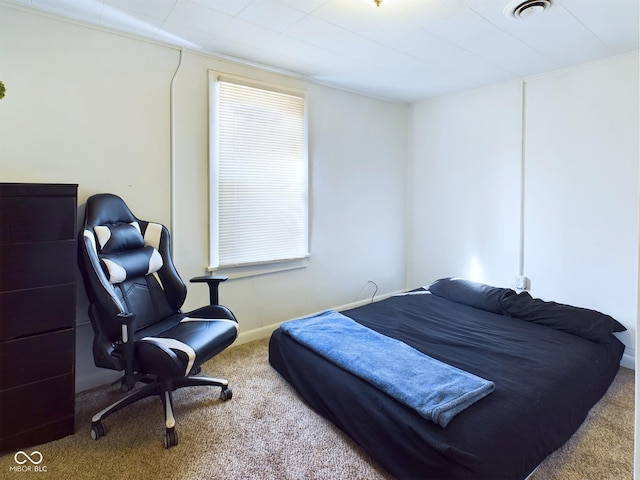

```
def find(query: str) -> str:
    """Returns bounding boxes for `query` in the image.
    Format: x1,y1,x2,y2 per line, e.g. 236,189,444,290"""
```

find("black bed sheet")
268,291,625,480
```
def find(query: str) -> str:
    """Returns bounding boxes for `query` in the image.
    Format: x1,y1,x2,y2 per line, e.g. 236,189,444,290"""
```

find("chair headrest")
85,193,137,227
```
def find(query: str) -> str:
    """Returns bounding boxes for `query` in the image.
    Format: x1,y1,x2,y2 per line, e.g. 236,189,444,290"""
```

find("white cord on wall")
169,46,185,249
356,280,379,303
518,80,527,277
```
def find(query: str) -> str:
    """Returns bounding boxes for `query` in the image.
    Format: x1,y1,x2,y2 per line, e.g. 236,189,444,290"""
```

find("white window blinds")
211,77,308,269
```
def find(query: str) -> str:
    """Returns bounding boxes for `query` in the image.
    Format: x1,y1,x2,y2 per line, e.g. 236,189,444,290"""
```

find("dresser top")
0,183,78,197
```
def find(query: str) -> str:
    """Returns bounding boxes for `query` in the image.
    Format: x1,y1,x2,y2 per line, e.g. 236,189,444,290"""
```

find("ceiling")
5,0,639,103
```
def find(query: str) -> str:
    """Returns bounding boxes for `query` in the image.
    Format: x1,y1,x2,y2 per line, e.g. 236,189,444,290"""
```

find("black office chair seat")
78,193,238,448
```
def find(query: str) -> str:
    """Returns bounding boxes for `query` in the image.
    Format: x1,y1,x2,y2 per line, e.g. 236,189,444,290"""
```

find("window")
209,74,308,273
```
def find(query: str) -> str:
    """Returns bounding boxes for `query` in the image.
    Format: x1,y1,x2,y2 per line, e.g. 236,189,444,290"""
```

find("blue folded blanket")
280,310,495,428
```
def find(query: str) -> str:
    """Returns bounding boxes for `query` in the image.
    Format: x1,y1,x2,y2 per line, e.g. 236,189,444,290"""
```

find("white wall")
523,56,639,357
0,6,408,391
407,82,523,288
408,54,639,363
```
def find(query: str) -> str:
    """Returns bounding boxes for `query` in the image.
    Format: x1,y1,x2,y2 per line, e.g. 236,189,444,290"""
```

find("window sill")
208,257,309,280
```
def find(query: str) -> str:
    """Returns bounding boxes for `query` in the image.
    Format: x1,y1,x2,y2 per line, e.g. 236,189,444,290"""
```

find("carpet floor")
0,337,633,479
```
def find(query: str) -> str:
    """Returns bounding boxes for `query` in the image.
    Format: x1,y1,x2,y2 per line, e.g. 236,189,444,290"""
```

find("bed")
268,278,626,479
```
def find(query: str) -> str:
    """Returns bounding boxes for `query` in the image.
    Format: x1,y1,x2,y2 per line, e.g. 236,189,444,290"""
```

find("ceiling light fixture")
504,0,554,19
363,0,383,6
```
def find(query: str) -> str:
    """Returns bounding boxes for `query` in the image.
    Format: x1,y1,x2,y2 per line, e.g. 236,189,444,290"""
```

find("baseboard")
76,368,121,393
620,352,635,370
233,289,407,347
235,324,281,346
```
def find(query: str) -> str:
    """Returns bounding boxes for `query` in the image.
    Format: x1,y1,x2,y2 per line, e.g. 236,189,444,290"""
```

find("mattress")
269,280,625,479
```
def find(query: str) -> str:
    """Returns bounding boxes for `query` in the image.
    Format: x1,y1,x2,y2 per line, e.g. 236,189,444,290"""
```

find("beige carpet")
0,338,633,479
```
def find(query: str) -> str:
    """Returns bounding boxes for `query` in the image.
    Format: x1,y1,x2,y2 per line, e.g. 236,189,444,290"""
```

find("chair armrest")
117,311,135,333
116,312,137,390
190,275,229,305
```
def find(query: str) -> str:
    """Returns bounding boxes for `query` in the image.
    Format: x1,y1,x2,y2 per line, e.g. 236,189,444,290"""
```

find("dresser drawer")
0,240,76,292
0,416,74,453
0,329,74,390
0,196,76,245
0,374,75,439
0,284,76,341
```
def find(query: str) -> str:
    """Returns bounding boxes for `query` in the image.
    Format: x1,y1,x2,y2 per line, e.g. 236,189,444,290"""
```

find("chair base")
90,374,232,448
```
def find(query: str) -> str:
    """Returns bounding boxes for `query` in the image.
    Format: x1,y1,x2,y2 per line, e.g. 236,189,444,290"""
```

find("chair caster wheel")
220,387,232,401
91,422,107,440
163,428,178,449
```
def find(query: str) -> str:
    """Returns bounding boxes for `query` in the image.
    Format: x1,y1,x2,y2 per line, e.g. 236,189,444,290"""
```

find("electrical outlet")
512,275,529,290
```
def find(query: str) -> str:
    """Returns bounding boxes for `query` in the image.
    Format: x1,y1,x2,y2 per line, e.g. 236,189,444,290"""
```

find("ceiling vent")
504,0,554,19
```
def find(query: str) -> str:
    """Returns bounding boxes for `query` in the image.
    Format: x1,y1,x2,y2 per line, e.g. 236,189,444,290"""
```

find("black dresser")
0,183,77,452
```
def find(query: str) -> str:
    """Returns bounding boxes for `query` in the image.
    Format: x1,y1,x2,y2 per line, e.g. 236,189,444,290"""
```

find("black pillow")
501,291,626,344
428,277,516,314
99,246,163,284
94,222,145,254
